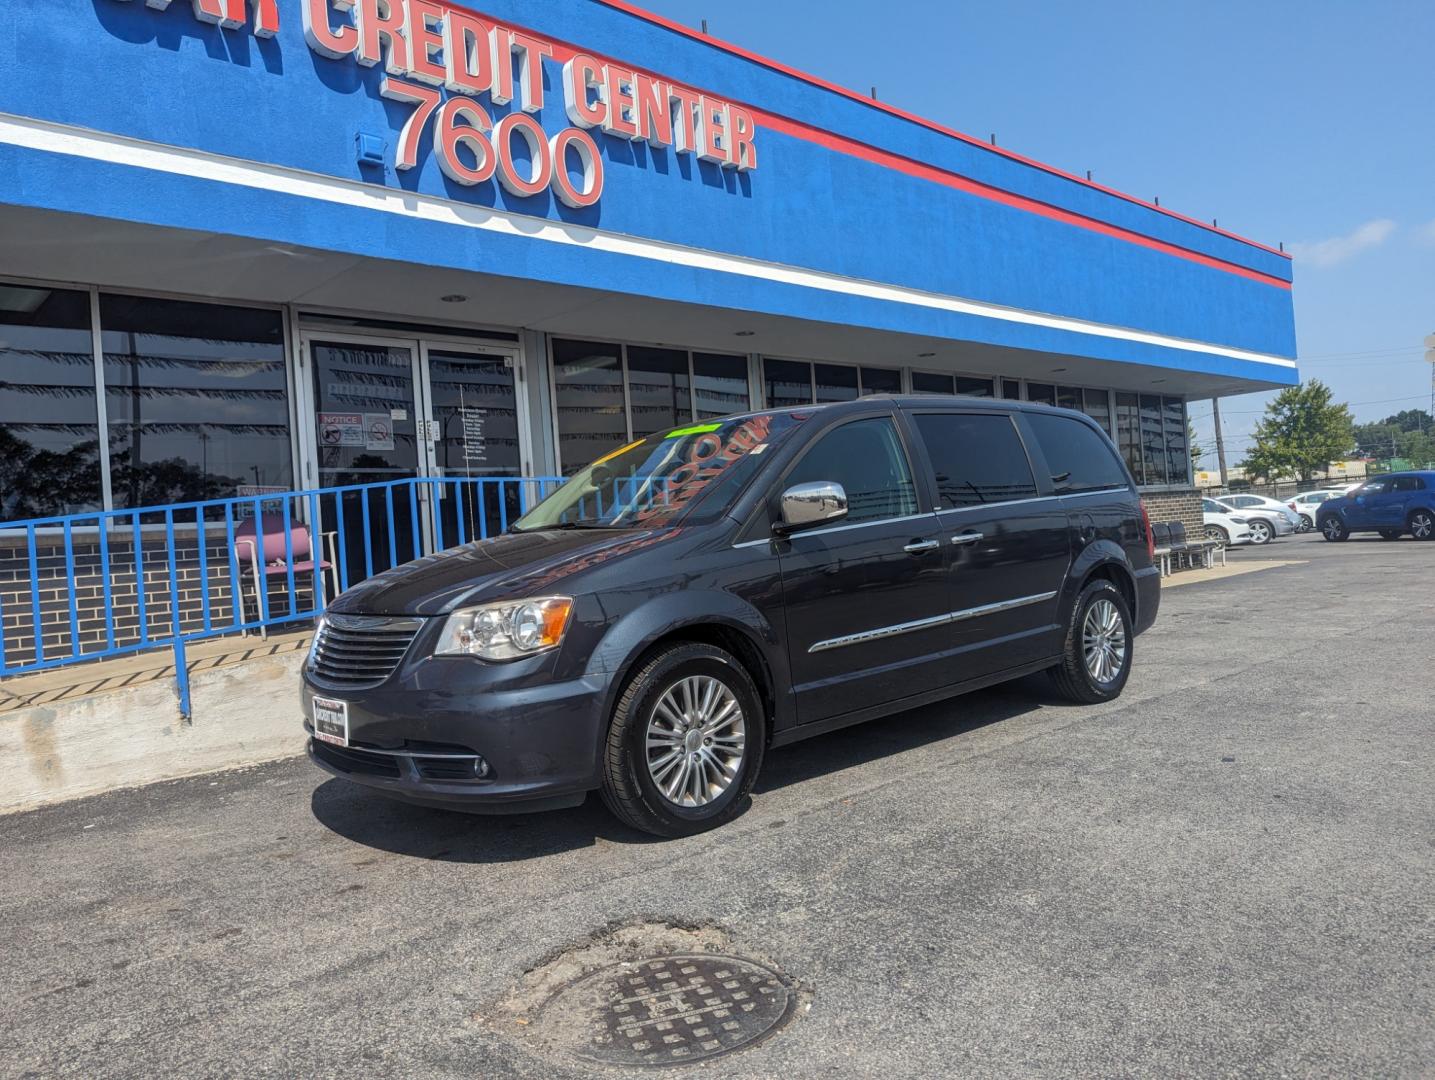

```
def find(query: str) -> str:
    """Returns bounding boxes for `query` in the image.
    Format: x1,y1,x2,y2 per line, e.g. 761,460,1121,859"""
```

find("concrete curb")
0,652,306,815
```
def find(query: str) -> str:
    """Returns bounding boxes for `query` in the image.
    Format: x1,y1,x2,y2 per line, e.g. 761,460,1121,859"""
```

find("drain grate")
541,954,796,1068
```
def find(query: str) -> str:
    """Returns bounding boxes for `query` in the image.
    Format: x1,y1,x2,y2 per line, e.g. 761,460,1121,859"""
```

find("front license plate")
312,696,349,747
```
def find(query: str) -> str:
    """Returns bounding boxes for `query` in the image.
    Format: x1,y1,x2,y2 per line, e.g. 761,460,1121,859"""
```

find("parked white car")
1201,498,1255,546
1286,490,1345,532
1208,497,1293,545
1220,493,1303,531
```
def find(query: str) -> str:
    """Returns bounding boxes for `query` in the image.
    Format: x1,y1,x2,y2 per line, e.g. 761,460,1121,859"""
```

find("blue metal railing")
0,476,562,717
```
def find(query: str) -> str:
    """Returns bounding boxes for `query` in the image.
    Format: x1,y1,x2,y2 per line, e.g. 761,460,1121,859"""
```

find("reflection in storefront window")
0,286,102,519
627,346,691,440
692,353,750,419
1140,394,1167,486
763,358,812,408
553,339,625,475
814,363,859,403
1116,392,1142,484
101,295,290,510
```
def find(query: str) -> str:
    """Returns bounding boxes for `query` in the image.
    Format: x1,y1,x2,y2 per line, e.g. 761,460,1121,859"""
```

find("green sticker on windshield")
665,423,723,439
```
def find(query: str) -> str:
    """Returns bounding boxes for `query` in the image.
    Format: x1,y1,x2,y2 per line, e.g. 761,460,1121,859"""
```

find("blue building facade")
0,0,1297,520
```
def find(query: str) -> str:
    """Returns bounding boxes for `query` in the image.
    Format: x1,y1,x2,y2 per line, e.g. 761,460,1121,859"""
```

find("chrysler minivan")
303,396,1160,836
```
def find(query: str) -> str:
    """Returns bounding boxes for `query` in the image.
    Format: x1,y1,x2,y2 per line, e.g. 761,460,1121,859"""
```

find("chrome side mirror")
776,481,848,535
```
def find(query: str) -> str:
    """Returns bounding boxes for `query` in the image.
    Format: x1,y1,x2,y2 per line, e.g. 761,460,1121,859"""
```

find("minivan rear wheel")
1049,579,1133,704
600,642,765,837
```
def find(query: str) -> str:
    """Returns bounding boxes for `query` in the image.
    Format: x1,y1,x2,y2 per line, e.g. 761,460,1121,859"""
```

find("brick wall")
1141,489,1204,541
0,532,318,669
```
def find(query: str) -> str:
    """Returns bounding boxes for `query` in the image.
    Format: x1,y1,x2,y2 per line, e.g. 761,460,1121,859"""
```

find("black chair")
1151,522,1173,576
1167,521,1192,570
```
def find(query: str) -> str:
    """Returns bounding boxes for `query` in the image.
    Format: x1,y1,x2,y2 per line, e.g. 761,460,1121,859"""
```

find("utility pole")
1211,397,1230,490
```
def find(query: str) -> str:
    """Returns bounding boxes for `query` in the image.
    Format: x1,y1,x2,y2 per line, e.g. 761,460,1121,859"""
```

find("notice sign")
318,412,363,447
461,408,488,463
363,413,395,451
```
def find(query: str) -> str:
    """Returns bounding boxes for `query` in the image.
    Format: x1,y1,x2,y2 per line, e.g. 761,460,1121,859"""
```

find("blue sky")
638,0,1435,464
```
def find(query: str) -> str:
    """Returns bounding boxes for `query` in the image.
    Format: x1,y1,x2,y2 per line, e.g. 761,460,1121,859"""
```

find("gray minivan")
303,396,1160,836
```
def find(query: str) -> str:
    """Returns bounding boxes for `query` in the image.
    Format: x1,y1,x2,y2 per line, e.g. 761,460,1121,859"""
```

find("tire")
1048,578,1133,705
1410,509,1435,541
1248,519,1273,545
1379,529,1403,541
600,642,765,838
1299,514,1314,533
1320,516,1349,542
1204,524,1229,545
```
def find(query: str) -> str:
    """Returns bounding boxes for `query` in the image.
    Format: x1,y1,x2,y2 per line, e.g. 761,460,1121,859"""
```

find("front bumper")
300,666,613,812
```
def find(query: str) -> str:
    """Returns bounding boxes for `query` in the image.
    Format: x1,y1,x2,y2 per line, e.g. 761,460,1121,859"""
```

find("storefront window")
1057,385,1082,412
763,358,901,406
626,345,691,440
1116,392,1142,484
764,358,813,408
692,353,750,419
1082,388,1113,436
814,363,859,404
0,285,102,519
1140,394,1167,485
1026,383,1057,406
953,375,995,397
999,379,1022,400
859,366,902,396
1164,396,1188,485
101,295,290,509
552,339,626,474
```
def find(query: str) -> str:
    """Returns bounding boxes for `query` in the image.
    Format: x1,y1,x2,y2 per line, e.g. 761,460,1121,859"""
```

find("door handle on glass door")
951,532,984,546
903,539,941,554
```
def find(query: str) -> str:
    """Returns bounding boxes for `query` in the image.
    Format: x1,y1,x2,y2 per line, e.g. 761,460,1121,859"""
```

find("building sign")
112,0,758,209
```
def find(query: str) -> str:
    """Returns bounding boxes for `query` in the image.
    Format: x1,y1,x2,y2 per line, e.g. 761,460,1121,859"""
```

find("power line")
1297,345,1426,360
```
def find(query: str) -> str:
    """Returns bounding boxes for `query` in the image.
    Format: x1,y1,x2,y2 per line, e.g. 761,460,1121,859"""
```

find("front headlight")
434,596,574,661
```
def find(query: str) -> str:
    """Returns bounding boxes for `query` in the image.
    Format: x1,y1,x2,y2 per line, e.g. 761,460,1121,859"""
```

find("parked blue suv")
1317,471,1435,541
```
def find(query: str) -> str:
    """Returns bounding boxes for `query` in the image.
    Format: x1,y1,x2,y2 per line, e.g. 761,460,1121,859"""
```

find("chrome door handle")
903,539,941,554
951,532,984,546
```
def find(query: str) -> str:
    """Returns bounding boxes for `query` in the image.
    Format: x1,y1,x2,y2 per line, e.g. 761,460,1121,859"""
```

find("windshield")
514,413,803,531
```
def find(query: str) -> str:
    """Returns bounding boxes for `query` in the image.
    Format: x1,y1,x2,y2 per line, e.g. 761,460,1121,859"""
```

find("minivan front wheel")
1049,579,1133,704
601,642,765,837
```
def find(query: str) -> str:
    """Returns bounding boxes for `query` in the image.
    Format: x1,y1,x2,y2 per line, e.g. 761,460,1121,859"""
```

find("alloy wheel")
1250,521,1271,544
1321,517,1344,541
645,675,747,808
1082,598,1128,685
1412,512,1434,540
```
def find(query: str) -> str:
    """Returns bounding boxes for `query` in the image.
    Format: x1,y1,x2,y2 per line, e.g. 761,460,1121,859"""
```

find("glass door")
420,343,526,546
307,335,425,583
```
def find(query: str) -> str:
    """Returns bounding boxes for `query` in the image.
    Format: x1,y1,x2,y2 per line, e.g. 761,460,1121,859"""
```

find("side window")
782,417,918,525
914,413,1039,508
1362,479,1389,494
1025,413,1130,493
1392,477,1424,492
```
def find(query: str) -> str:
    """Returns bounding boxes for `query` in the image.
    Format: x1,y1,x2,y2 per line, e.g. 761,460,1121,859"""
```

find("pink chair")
234,514,338,640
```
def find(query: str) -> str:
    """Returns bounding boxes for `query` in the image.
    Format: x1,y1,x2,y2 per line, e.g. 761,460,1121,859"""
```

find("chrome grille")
308,614,422,688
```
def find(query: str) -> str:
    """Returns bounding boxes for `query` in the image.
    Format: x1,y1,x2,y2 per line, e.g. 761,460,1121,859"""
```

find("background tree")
1188,421,1204,469
1352,409,1434,465
1239,380,1354,482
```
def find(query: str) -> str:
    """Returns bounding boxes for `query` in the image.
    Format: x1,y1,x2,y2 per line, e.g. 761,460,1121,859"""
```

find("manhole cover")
540,954,796,1068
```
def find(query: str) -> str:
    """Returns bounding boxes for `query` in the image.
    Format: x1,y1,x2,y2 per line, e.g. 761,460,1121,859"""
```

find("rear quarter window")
1024,413,1130,493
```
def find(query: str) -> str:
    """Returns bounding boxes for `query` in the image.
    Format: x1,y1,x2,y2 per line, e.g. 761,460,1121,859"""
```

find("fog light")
474,756,491,780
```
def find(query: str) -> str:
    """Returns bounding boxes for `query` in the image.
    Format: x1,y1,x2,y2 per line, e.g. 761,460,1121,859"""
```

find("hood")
328,527,672,617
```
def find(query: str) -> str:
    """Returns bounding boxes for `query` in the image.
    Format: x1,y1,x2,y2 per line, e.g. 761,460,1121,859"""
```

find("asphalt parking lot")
2,533,1431,1079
